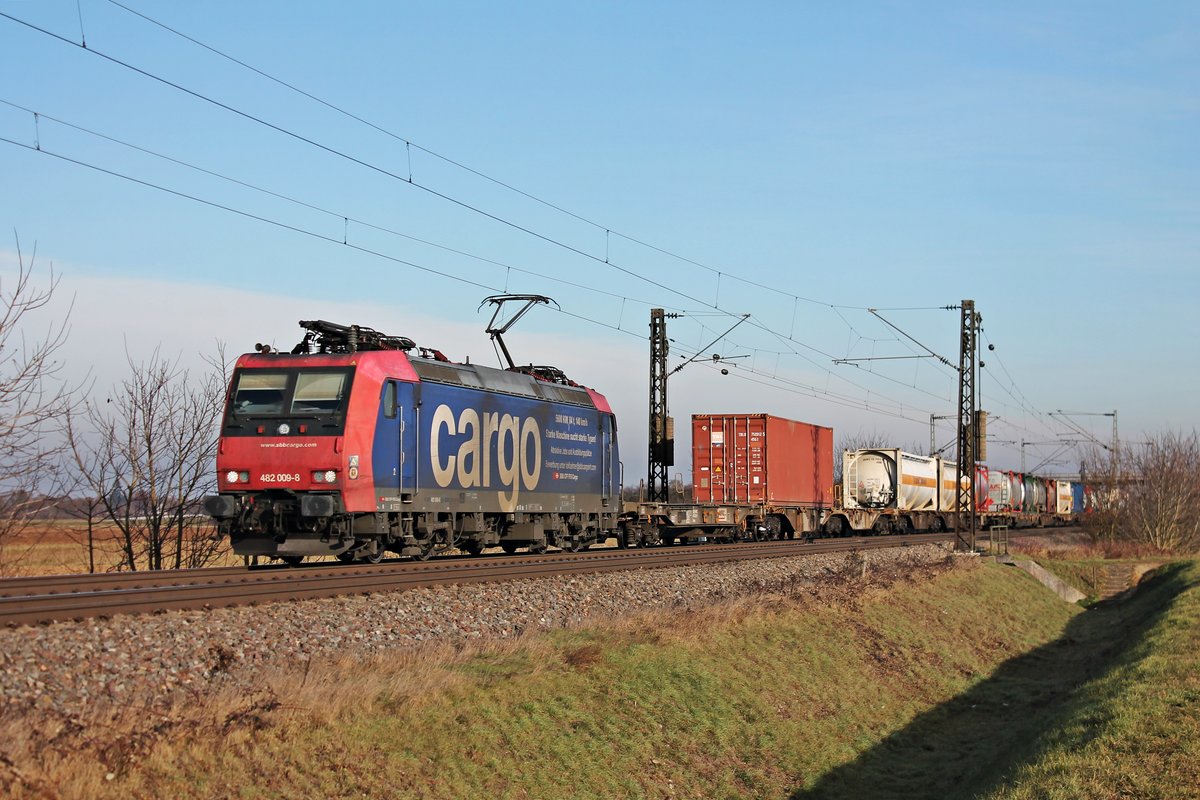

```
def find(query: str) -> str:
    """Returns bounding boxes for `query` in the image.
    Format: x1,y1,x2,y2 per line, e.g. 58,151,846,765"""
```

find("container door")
745,416,767,504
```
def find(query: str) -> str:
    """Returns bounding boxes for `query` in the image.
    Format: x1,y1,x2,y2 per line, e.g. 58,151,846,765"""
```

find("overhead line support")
955,299,980,552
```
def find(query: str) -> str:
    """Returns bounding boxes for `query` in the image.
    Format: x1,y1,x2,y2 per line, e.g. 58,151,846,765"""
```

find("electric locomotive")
205,317,621,563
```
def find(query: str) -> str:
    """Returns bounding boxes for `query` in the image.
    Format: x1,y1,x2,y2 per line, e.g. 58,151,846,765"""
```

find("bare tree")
68,347,229,571
0,237,76,573
1080,444,1122,544
1080,432,1200,554
1122,431,1200,553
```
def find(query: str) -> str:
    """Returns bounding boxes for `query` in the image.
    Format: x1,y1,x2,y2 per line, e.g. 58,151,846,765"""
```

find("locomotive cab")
205,361,360,561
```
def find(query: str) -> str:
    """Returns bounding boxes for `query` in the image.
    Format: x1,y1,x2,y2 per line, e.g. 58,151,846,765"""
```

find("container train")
205,318,1087,564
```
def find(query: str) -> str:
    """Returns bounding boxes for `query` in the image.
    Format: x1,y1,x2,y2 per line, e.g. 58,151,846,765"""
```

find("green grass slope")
107,558,1198,800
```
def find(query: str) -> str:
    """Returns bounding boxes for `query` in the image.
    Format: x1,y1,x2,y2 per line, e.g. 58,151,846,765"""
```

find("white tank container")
843,449,938,511
939,460,962,512
1056,481,1073,514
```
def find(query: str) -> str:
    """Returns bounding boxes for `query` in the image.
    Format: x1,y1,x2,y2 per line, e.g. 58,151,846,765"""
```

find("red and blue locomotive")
205,318,621,563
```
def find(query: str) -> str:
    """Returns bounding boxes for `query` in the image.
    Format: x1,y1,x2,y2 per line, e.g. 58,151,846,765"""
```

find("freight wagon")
824,448,965,535
620,414,833,546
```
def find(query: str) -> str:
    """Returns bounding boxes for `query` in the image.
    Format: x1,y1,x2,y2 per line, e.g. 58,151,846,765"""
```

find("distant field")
0,520,242,577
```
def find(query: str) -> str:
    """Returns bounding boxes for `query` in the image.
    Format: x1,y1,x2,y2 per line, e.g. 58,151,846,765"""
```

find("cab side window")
383,381,398,419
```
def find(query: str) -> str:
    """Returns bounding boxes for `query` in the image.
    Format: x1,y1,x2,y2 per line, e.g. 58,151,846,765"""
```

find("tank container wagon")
828,449,966,535
621,414,833,546
205,320,620,564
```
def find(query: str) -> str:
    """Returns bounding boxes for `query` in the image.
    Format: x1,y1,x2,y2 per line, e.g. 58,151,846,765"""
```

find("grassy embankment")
11,553,1194,800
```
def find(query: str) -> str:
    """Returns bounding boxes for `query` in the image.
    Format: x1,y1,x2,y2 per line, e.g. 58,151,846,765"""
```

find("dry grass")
7,552,1195,799
0,520,242,577
1,554,982,799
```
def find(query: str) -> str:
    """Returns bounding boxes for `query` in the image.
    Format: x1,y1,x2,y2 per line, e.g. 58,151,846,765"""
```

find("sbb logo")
429,404,542,512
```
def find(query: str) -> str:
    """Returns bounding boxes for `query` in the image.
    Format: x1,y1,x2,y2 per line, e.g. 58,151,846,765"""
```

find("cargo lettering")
429,403,542,512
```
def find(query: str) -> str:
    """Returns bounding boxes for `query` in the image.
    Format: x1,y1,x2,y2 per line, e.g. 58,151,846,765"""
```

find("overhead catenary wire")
0,9,754,320
0,7,987,421
0,130,962,431
101,0,882,315
0,90,960,428
0,7,1085,454
0,97,681,317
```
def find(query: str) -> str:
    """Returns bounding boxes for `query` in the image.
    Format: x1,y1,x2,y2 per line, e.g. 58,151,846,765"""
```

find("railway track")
0,532,954,627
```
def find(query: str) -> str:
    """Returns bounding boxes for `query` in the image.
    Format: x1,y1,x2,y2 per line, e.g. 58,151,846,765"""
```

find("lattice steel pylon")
648,308,674,502
955,299,981,551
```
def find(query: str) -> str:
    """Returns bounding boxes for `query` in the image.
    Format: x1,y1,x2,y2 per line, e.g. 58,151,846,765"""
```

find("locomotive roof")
234,348,605,411
409,356,597,409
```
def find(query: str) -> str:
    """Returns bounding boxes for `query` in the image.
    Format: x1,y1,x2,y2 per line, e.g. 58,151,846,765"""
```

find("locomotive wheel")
461,540,485,556
336,551,357,563
501,542,519,555
527,541,547,555
364,548,384,564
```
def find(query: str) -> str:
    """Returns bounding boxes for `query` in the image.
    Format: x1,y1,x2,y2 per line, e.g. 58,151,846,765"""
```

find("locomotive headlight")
312,470,337,483
225,470,238,484
277,423,291,435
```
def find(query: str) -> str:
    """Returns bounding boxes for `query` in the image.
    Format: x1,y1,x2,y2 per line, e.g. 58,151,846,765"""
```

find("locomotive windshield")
225,367,354,432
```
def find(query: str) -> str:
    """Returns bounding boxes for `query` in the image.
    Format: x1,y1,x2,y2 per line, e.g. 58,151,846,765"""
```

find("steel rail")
0,533,955,627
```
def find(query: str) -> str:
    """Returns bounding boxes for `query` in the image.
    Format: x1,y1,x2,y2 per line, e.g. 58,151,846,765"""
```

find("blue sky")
1,1,1197,481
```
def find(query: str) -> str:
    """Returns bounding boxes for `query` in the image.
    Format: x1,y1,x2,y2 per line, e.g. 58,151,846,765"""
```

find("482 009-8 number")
259,473,302,483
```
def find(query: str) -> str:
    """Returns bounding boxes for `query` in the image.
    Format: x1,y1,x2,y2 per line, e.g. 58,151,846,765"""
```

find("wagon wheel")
281,555,304,567
461,540,485,556
501,542,519,555
364,547,385,564
562,535,591,553
824,516,845,537
527,541,547,555
764,516,784,541
414,539,436,561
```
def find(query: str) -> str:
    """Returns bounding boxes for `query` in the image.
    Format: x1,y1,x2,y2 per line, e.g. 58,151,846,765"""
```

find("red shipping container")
691,414,833,506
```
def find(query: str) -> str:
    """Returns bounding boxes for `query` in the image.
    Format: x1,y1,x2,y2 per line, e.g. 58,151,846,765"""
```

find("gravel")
0,544,952,718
